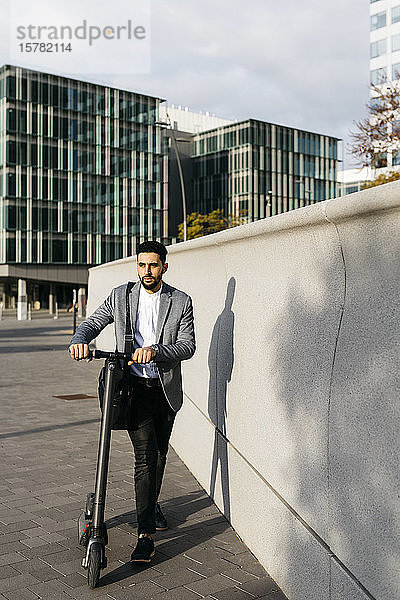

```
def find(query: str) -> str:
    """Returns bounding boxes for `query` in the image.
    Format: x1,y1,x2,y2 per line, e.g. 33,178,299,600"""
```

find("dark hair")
137,240,168,264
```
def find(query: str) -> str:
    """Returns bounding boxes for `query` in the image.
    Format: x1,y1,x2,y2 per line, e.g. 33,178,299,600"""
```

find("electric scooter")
77,349,131,589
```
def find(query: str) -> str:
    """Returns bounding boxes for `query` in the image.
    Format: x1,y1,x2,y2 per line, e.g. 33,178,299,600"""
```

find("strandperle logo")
16,19,146,46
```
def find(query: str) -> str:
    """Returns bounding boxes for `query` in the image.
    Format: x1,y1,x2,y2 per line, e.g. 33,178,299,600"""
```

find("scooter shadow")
99,490,229,587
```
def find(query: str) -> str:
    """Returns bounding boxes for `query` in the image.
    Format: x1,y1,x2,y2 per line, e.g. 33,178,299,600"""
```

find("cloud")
0,0,370,165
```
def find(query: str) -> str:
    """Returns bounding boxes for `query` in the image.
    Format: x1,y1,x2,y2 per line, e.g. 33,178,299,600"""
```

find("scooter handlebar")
90,349,132,360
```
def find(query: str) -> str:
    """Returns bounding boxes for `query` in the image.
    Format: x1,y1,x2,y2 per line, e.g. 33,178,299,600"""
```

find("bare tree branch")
349,75,400,169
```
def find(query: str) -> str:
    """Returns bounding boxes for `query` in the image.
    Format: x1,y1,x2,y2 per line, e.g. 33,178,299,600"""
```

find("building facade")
370,0,400,168
190,119,338,221
0,65,168,309
337,167,376,196
370,0,400,88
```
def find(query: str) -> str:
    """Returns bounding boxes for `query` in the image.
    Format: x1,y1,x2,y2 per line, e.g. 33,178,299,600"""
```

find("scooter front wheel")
87,546,102,589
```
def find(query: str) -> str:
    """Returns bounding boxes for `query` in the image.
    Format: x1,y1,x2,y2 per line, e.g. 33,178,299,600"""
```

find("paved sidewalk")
0,318,288,600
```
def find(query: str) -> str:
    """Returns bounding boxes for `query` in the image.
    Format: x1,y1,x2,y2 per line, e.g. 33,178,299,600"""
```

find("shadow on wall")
270,215,400,599
208,276,236,524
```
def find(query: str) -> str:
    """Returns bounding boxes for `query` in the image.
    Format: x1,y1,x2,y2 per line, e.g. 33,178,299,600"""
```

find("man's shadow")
208,277,236,523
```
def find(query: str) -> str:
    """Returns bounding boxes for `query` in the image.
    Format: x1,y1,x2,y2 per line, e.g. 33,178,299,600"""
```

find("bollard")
28,303,32,320
17,279,28,320
54,302,59,320
78,288,86,318
0,301,2,321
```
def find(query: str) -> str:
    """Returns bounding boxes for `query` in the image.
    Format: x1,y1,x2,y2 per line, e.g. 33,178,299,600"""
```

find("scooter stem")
91,358,115,535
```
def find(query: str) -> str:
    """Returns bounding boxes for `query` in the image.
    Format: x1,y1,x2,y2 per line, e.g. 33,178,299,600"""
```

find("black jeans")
127,381,176,535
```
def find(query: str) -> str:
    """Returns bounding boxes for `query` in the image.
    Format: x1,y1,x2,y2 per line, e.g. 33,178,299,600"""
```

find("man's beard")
140,275,162,290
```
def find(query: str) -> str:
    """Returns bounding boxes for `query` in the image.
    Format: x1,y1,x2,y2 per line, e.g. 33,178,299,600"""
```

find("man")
69,240,195,562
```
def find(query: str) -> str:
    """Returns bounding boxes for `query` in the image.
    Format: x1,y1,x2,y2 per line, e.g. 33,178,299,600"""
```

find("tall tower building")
370,0,400,168
370,0,400,87
338,1,400,195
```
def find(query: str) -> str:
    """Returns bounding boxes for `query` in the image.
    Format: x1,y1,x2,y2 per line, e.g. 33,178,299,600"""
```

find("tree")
349,76,400,170
178,209,247,241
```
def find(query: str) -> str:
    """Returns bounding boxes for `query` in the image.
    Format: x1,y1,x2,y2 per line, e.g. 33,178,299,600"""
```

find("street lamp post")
155,113,188,242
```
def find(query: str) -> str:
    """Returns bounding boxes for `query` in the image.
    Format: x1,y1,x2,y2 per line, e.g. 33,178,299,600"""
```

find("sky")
2,0,370,167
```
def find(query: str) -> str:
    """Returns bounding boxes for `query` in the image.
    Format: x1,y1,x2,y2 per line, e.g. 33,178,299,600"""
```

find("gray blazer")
70,281,196,412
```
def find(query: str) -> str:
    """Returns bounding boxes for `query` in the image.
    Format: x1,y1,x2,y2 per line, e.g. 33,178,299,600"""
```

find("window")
392,5,400,24
6,205,16,229
52,239,67,262
6,238,16,262
7,109,15,132
371,11,386,30
392,34,400,53
371,38,386,58
371,0,381,4
6,173,16,197
392,62,400,79
371,66,387,85
6,76,16,98
392,149,400,165
375,152,387,168
7,141,16,164
345,185,360,195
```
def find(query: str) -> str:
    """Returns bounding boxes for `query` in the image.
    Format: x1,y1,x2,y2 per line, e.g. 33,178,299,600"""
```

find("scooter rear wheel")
87,546,101,589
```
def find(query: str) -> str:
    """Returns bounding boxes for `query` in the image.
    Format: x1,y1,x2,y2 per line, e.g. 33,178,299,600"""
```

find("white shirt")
130,283,162,378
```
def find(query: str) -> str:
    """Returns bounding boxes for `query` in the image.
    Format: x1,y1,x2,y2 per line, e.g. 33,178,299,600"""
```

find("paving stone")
61,572,87,588
147,567,206,590
27,578,74,599
0,521,37,535
239,576,279,597
1,589,39,600
37,532,68,543
12,557,62,582
186,572,242,596
39,549,83,568
214,565,258,586
207,586,256,599
0,553,28,567
0,541,31,556
258,592,289,600
19,537,52,549
0,532,29,544
97,562,160,589
147,588,202,600
63,582,120,599
18,527,47,538
0,573,40,593
0,513,36,526
0,565,21,581
100,561,164,586
107,580,166,599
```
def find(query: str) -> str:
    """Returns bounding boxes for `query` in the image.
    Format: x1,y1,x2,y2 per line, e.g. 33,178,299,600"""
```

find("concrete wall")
87,182,400,600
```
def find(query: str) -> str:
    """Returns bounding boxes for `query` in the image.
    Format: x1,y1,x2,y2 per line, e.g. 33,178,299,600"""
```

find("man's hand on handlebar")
128,346,156,365
69,345,156,364
69,343,92,362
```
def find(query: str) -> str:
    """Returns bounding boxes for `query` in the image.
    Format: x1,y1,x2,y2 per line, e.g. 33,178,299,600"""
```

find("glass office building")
191,119,338,220
0,65,167,309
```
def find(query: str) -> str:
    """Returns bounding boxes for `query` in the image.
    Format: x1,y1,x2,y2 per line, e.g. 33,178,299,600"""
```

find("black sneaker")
131,535,155,562
155,503,168,530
